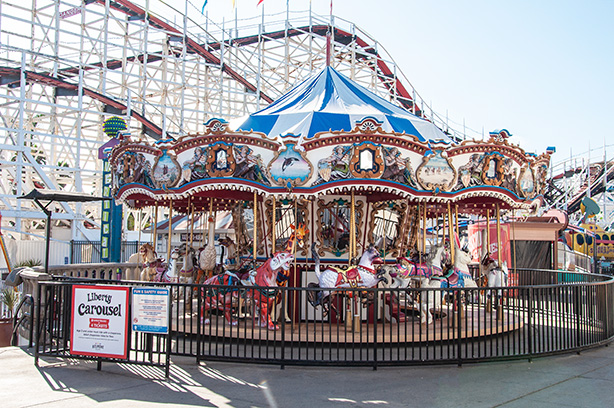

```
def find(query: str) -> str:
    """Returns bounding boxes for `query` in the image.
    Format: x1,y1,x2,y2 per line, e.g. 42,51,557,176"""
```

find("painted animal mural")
308,243,387,316
201,251,294,330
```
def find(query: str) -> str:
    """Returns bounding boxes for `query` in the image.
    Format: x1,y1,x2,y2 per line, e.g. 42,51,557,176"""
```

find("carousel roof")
235,66,451,143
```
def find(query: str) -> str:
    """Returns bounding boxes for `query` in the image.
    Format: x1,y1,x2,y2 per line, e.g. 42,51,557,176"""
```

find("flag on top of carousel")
233,66,452,144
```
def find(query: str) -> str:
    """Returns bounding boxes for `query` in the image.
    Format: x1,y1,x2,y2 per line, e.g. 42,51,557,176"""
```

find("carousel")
108,66,552,339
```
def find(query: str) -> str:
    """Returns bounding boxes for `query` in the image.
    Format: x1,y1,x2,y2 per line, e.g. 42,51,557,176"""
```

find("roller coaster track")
0,0,424,141
545,154,614,226
0,0,454,238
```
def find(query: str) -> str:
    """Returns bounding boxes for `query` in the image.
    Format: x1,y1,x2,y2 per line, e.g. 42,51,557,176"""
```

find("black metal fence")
34,269,614,368
70,241,141,264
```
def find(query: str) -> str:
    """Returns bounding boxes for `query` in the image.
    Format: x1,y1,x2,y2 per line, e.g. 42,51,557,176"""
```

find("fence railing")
70,241,141,264
25,267,614,368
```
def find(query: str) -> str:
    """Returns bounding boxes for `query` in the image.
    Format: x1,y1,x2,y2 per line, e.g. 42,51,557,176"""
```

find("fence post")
280,287,286,370
373,289,378,371
527,287,533,361
457,289,462,367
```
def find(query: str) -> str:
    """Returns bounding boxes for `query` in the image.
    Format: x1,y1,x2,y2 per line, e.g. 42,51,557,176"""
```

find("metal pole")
271,197,276,254
153,203,159,252
496,204,502,266
448,202,454,262
253,191,257,262
167,199,173,263
486,209,491,258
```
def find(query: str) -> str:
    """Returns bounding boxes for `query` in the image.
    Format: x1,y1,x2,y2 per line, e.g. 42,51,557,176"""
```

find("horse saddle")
333,266,361,288
432,268,463,287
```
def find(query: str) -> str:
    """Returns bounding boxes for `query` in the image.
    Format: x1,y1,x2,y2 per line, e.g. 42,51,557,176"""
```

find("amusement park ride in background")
544,149,614,263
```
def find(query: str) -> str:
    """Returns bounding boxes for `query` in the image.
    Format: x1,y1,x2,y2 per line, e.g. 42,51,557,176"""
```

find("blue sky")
193,0,613,164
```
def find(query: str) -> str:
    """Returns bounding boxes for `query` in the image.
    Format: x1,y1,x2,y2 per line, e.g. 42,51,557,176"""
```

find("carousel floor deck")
171,306,524,344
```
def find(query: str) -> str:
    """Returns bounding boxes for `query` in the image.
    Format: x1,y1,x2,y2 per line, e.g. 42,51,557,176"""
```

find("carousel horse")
177,244,197,309
201,270,253,326
154,248,180,283
307,243,387,316
139,243,159,281
385,244,448,289
139,243,180,283
201,251,294,330
481,253,509,312
269,223,309,323
452,243,480,302
379,244,447,324
419,245,477,325
126,243,149,281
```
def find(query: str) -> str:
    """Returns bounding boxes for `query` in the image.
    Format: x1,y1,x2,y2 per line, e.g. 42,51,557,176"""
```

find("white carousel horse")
307,243,387,316
453,244,479,302
482,254,509,311
154,248,180,283
385,244,448,289
419,245,478,325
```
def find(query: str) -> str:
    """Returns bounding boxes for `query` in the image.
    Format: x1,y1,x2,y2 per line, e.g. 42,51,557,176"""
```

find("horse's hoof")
230,320,238,326
268,324,279,331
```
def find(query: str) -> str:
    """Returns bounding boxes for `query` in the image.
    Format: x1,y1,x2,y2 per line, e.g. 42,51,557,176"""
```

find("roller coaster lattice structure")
0,0,477,240
544,145,614,230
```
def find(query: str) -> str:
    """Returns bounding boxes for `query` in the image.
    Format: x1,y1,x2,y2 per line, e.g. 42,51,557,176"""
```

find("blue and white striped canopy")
235,66,450,143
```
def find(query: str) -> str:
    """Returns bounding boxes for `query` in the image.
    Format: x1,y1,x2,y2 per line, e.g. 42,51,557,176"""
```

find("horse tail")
312,242,321,279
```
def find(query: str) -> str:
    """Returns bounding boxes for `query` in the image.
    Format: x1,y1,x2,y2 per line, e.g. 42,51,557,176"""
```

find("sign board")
467,222,511,266
70,285,130,359
131,287,170,334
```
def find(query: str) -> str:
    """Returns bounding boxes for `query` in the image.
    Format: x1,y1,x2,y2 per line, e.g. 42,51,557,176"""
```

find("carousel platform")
172,306,523,345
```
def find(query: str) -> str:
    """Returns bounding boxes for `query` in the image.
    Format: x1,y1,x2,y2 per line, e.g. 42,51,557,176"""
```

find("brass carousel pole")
153,203,159,252
496,203,503,319
496,203,502,266
455,204,459,240
137,208,143,262
448,202,454,264
253,191,257,263
486,208,491,258
485,208,492,313
421,203,427,264
167,199,173,263
350,190,356,264
271,196,276,254
189,199,194,249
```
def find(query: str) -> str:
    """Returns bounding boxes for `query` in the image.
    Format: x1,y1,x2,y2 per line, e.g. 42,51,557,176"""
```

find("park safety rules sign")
70,285,129,359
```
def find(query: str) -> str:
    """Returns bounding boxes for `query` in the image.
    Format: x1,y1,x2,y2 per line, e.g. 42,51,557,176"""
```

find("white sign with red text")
70,285,129,359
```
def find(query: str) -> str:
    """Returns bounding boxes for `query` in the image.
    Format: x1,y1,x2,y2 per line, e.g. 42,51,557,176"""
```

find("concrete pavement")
1,344,613,407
